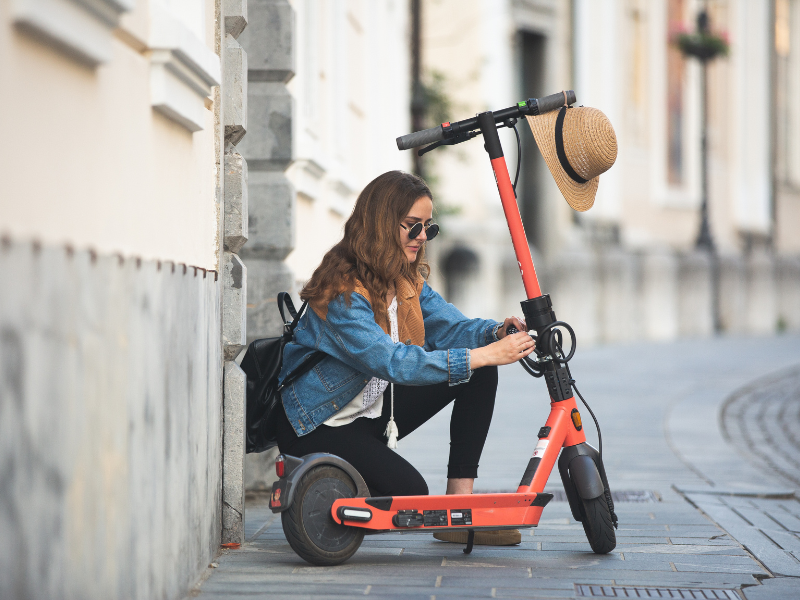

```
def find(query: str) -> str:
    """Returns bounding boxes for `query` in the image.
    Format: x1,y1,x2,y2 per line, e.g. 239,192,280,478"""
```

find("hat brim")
525,112,599,212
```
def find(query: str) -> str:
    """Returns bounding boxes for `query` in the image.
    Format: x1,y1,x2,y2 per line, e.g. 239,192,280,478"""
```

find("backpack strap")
277,292,310,336
276,292,326,390
277,292,299,324
277,350,326,391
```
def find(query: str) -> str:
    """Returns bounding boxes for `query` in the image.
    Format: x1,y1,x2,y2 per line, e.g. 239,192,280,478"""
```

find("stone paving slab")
194,336,800,599
681,491,800,577
742,575,800,600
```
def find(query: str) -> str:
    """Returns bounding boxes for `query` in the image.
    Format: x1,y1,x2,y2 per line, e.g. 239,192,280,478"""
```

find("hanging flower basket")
672,29,729,61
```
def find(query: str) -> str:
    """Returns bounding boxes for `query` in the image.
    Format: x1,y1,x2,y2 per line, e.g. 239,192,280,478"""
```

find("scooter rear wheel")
578,495,616,554
281,465,365,566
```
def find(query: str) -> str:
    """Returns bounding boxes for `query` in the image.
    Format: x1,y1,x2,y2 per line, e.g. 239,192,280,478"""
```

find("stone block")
224,145,248,254
238,0,295,83
237,83,294,171
745,249,777,335
719,254,747,333
223,252,247,360
239,171,295,261
243,258,294,340
223,35,247,145
641,249,678,341
245,446,280,492
776,255,800,331
677,250,713,337
223,0,248,38
223,361,246,544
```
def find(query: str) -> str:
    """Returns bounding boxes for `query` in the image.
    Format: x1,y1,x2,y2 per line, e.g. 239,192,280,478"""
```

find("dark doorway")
519,31,547,251
442,246,480,312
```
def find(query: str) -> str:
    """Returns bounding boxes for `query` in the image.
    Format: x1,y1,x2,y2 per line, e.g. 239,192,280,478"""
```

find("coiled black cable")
510,323,601,458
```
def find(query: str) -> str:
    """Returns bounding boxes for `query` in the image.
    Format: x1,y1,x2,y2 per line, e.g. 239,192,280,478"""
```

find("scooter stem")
477,112,542,299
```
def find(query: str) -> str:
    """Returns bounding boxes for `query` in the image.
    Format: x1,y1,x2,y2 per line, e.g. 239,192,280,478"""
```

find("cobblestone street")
194,335,800,599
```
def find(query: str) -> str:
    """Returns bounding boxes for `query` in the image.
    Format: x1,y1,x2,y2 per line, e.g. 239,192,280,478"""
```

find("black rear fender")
269,453,369,513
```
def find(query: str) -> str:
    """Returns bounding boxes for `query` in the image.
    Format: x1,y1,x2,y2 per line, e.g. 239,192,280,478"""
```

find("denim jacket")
278,280,500,436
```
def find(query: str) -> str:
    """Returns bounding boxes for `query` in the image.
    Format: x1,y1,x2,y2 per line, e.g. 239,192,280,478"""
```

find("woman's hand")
470,332,535,368
496,316,527,339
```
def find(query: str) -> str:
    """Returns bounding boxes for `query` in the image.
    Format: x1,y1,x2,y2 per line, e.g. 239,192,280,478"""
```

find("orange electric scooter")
269,91,618,566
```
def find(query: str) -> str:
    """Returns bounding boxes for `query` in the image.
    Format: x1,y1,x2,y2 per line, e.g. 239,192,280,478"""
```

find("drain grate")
545,490,660,503
575,585,739,599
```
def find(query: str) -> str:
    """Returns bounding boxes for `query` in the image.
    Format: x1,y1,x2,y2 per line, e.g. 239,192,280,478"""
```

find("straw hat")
526,106,617,212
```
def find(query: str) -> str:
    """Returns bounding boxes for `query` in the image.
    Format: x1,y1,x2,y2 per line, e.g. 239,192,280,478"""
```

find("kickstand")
463,530,475,554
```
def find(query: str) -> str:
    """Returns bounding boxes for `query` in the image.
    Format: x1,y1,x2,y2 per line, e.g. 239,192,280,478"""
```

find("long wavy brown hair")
301,171,432,321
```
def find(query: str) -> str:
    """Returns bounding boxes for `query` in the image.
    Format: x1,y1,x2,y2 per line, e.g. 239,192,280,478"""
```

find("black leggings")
276,365,498,497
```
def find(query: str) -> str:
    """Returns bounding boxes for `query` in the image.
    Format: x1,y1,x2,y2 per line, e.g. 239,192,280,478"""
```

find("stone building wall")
0,242,222,600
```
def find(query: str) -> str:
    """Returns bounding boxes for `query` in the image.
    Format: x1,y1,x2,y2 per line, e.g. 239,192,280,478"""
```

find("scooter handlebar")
533,90,576,115
396,125,444,151
396,90,576,150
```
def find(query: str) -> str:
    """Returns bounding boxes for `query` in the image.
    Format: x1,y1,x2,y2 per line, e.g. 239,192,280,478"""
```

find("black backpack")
242,292,326,453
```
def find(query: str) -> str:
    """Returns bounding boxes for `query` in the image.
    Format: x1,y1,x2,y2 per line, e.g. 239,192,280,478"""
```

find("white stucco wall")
0,0,221,270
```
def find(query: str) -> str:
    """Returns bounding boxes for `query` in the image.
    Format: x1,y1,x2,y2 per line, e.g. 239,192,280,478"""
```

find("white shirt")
324,296,399,427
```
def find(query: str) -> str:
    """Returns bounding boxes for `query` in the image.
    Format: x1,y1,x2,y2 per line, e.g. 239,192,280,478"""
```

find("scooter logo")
532,439,549,459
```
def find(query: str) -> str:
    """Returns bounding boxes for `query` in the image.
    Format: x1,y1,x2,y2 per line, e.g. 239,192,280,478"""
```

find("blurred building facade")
420,0,800,342
238,0,412,341
0,0,250,597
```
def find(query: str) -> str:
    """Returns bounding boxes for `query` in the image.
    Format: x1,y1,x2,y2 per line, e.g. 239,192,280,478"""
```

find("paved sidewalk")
193,335,800,599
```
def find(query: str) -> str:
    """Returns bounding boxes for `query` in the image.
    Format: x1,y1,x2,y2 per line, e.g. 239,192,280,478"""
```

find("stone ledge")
149,5,221,132
12,0,132,66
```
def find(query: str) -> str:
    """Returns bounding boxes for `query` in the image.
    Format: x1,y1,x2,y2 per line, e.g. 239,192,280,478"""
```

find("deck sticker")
532,439,549,459
450,509,472,525
423,510,448,527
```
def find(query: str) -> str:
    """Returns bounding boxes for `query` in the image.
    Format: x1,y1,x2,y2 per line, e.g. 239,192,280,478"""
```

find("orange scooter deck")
331,492,552,530
330,396,585,532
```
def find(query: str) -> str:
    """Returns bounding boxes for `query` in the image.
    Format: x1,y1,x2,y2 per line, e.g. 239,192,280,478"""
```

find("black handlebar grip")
534,90,577,115
506,325,519,335
396,125,444,150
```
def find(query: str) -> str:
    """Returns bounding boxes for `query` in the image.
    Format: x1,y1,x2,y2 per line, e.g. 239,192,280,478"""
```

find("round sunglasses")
400,221,439,240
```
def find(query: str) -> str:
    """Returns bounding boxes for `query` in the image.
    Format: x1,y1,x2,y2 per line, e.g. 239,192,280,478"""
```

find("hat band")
555,107,588,184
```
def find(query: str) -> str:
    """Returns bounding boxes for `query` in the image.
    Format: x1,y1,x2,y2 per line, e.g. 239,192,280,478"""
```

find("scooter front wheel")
281,465,365,566
578,495,616,554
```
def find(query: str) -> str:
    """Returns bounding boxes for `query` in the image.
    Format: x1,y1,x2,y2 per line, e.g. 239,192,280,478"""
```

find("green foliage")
415,70,464,222
777,316,788,333
673,31,729,61
421,71,455,129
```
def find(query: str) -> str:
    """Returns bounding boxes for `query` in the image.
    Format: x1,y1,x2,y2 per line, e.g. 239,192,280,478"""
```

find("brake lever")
418,130,480,156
